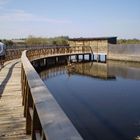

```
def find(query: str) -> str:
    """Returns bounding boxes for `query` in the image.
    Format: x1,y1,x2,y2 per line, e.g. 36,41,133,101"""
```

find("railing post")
32,105,42,140
21,64,25,105
26,85,33,134
22,71,26,105
23,77,28,116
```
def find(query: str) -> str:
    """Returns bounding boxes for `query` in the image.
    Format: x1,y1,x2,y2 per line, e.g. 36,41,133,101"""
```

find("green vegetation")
0,36,69,48
117,39,140,44
1,37,140,48
25,36,69,46
0,39,14,47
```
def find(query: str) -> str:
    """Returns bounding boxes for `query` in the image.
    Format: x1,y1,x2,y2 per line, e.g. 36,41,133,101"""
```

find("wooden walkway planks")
0,59,30,140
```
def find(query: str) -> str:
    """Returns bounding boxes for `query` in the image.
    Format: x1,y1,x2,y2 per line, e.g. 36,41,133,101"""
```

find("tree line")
117,39,140,44
0,39,14,47
0,36,69,48
1,37,140,48
25,36,69,46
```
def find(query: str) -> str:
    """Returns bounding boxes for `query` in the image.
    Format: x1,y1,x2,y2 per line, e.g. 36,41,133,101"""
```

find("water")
39,61,140,140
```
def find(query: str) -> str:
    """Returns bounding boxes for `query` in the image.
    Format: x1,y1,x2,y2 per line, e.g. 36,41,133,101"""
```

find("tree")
2,39,14,47
25,36,69,47
25,36,48,46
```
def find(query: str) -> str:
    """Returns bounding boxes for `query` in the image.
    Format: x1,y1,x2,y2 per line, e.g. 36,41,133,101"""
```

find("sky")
0,0,140,39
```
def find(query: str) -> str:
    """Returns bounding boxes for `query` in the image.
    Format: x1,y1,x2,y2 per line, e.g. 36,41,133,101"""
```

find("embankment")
108,44,140,62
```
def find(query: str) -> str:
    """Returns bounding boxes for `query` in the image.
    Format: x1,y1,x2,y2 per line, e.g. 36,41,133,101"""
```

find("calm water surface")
39,61,140,140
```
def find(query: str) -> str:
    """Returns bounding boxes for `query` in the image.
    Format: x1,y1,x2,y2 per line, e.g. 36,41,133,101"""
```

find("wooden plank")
0,59,30,140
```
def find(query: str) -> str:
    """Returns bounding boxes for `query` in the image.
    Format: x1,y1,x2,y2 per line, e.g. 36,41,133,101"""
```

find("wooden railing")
21,46,92,140
27,46,92,61
5,46,68,61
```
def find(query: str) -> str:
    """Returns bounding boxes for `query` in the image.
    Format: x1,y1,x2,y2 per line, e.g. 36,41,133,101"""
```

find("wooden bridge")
0,59,30,140
0,46,92,140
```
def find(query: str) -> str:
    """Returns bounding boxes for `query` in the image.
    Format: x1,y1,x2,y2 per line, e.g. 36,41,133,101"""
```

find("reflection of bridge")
39,62,116,80
40,60,140,81
68,62,115,80
40,66,67,80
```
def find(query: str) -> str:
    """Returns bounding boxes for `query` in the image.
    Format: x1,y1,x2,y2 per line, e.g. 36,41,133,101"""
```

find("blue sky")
0,0,140,39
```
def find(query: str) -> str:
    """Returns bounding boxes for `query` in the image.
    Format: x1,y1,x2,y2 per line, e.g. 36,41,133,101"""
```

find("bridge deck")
0,59,30,140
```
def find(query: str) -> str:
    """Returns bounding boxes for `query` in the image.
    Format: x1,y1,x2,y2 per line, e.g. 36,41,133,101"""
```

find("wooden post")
82,54,85,61
55,57,58,64
76,54,79,62
89,54,91,61
105,55,107,62
69,55,72,63
26,86,33,134
21,64,23,92
23,77,28,113
31,106,42,140
24,79,28,117
44,59,46,66
93,54,94,61
97,55,101,62
46,58,48,67
65,56,69,64
21,68,26,106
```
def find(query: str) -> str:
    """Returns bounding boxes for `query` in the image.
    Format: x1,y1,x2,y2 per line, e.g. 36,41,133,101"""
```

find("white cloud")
0,0,11,5
0,8,72,39
0,0,10,9
0,9,71,24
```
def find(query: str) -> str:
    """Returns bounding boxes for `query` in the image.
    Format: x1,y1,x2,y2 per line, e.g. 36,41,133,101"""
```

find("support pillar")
105,55,107,62
82,54,85,61
76,54,79,62
93,54,94,61
97,55,101,62
44,58,46,66
89,54,91,61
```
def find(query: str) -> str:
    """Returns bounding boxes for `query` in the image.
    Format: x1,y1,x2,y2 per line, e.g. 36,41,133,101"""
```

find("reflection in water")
39,61,140,140
40,62,116,80
108,60,140,80
40,61,140,80
67,62,116,80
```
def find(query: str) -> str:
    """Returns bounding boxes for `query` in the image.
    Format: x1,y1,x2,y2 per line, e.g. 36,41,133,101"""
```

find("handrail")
27,46,91,61
21,46,91,140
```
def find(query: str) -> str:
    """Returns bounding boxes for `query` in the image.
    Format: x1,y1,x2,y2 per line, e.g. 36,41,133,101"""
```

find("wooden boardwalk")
0,59,30,140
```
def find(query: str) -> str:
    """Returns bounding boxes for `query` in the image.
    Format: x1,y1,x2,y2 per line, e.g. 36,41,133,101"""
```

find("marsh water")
39,60,140,140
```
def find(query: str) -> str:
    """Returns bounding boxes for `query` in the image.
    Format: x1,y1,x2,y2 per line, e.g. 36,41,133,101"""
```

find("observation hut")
69,37,117,55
